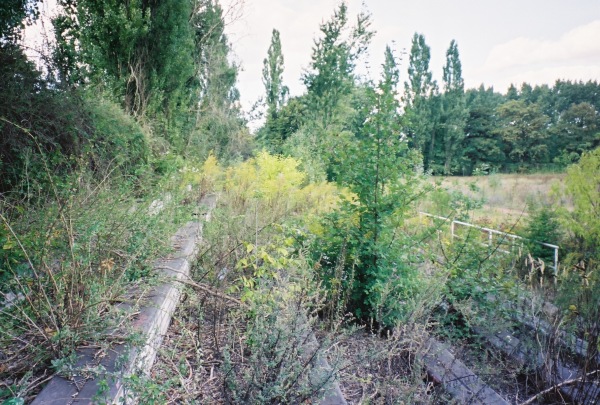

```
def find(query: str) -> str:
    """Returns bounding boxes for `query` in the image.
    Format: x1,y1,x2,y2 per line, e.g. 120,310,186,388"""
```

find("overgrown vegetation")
1,0,599,403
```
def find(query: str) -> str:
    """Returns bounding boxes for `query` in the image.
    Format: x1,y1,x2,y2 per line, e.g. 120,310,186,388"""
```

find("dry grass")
149,287,231,404
431,173,568,229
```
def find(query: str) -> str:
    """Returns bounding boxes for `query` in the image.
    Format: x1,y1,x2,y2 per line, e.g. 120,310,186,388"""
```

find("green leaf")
3,398,25,405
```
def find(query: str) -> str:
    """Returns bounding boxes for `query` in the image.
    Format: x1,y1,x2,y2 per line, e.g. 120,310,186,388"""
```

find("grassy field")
427,173,568,231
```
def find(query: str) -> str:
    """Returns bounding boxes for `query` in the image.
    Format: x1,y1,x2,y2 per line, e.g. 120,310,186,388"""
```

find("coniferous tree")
323,46,421,323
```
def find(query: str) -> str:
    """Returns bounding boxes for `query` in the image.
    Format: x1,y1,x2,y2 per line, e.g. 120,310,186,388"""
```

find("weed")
0,159,197,401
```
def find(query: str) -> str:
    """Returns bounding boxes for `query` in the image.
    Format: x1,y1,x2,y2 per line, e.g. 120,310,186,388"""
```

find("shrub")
0,164,195,400
223,256,345,404
84,96,150,178
523,204,562,264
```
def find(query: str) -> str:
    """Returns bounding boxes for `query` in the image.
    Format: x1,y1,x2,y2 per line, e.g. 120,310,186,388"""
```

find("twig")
518,369,599,405
176,278,247,308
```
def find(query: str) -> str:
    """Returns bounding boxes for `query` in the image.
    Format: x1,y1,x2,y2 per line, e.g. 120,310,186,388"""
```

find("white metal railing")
419,212,559,271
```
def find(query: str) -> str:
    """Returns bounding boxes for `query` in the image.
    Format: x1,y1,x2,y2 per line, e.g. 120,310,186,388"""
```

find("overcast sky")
224,0,600,113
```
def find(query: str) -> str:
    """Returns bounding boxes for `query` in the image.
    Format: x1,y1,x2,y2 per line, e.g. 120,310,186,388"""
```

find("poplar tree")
262,29,288,116
441,40,467,174
191,0,246,160
259,29,289,153
403,33,437,170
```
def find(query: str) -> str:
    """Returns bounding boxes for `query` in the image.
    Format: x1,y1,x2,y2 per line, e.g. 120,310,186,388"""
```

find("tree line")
258,27,600,176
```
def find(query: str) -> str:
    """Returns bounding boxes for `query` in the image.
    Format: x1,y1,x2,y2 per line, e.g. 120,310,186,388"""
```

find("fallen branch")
519,370,599,405
176,278,246,308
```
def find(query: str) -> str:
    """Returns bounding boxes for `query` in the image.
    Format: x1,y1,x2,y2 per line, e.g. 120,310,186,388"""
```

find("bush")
523,204,562,263
0,46,151,198
0,164,196,400
83,96,150,178
223,256,345,404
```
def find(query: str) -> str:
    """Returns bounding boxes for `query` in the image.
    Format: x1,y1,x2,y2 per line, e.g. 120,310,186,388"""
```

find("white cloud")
484,20,600,71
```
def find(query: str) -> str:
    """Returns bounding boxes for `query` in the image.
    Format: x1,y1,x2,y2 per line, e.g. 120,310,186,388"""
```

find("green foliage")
189,0,249,161
403,33,438,171
54,0,198,136
426,187,484,221
437,231,521,336
262,29,288,115
560,147,600,261
83,96,149,176
0,164,196,393
461,86,505,174
314,48,424,325
495,100,550,165
439,40,467,175
523,205,562,263
258,96,307,154
223,255,343,404
302,2,373,127
279,3,373,181
0,0,39,41
258,29,290,153
0,44,86,195
552,102,600,162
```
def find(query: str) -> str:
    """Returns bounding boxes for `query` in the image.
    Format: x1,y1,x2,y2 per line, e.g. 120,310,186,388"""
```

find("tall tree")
191,0,247,160
553,102,600,161
440,40,467,174
462,85,505,173
286,2,373,180
262,29,288,116
259,28,289,153
302,2,373,128
0,0,39,42
324,46,421,322
403,33,437,170
496,100,550,167
54,0,198,147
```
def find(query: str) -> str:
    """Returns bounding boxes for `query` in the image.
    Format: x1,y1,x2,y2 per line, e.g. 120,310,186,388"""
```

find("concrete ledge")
474,326,600,404
31,192,349,405
33,196,217,404
423,337,509,405
302,322,347,405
